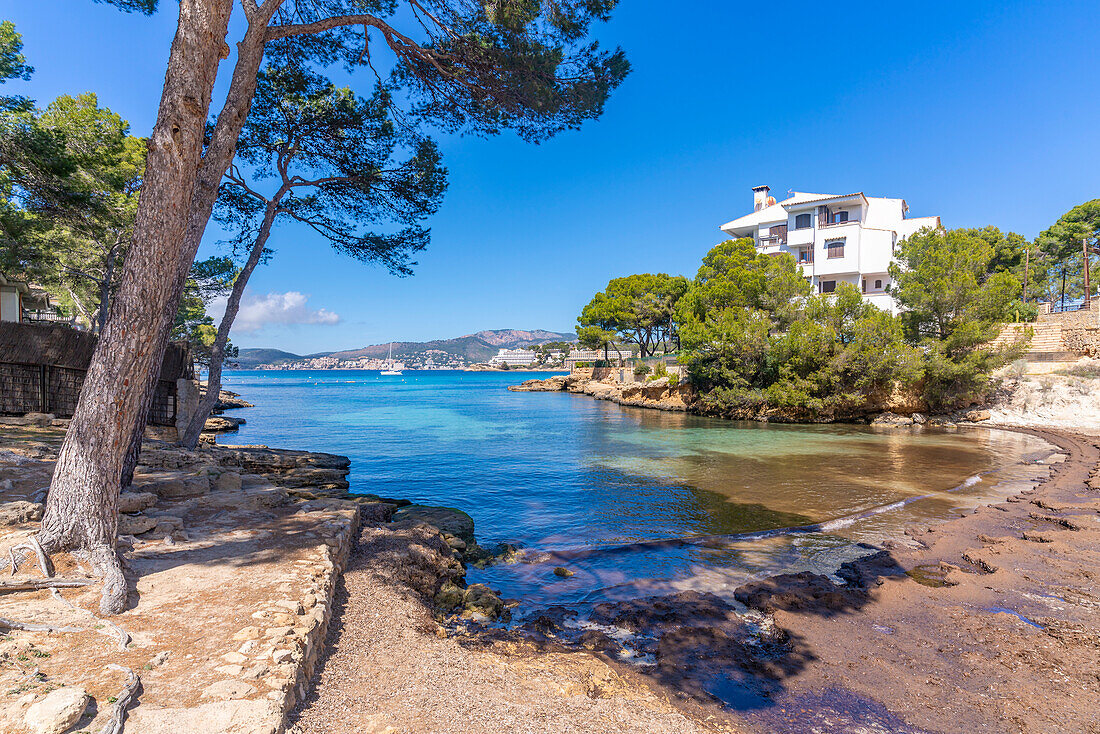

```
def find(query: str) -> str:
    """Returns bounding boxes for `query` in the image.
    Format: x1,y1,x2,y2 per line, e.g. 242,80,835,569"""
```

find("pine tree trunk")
119,14,272,473
38,0,234,615
181,200,280,449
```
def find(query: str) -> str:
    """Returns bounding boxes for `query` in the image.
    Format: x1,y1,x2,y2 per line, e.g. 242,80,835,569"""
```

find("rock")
393,505,475,543
147,475,210,499
215,390,254,410
23,686,88,734
0,500,43,525
22,412,55,428
151,515,184,534
553,566,574,578
911,412,927,425
356,501,396,523
965,409,991,422
462,583,506,620
213,471,242,492
232,626,263,641
871,412,914,427
270,648,293,664
734,572,856,614
434,581,465,612
507,375,568,392
215,664,244,677
118,491,158,513
296,498,357,514
205,415,246,433
118,514,158,535
148,650,171,668
200,680,256,700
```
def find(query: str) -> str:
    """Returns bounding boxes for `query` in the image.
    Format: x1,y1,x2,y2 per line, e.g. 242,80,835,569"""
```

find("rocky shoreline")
509,374,996,426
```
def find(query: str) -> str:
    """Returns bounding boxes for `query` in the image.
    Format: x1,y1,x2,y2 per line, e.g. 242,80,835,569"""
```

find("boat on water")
381,342,402,375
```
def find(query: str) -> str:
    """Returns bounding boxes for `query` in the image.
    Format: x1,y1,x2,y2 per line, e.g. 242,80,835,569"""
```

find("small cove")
222,369,1055,612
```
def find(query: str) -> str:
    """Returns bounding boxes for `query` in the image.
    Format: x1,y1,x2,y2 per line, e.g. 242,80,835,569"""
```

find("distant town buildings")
720,186,940,313
489,349,538,366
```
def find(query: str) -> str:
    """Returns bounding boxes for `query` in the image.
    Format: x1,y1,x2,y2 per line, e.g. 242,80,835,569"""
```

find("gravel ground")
288,521,735,734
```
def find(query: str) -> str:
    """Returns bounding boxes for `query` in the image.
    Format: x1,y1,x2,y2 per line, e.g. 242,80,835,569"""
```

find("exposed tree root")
0,578,93,592
0,616,83,633
50,588,130,650
9,536,54,578
88,545,128,615
97,664,140,734
33,533,129,616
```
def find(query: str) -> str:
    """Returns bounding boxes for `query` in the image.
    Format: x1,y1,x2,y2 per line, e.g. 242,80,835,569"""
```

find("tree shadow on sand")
466,547,908,716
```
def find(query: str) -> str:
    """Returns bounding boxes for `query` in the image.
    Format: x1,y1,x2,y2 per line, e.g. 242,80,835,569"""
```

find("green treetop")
577,272,689,358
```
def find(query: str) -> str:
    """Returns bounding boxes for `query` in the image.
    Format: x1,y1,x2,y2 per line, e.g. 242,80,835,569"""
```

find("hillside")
326,329,574,363
464,329,575,348
236,328,575,368
234,348,314,368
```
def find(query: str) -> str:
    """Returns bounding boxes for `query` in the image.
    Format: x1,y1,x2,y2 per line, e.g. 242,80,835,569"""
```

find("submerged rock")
871,412,914,427
393,505,476,544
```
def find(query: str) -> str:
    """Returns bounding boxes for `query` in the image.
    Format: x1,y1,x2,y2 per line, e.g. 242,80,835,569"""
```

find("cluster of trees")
0,24,236,352
1,1,627,614
575,211,1100,420
577,273,689,359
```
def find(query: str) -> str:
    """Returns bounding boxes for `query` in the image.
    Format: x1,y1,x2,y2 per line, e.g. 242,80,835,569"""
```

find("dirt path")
288,521,736,734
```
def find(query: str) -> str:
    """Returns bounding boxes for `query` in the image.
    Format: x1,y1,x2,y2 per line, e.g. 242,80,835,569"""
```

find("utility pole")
1023,245,1030,305
1084,237,1092,308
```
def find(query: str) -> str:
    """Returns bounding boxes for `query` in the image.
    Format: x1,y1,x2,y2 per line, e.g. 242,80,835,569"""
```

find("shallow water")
221,370,1053,610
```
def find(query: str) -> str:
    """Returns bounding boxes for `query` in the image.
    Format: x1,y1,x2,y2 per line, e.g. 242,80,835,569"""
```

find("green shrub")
633,363,651,377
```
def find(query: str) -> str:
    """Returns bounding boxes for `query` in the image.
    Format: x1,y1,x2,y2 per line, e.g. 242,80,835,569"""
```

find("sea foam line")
535,467,1014,563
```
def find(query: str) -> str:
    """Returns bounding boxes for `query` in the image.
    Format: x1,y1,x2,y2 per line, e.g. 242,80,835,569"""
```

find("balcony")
819,217,861,229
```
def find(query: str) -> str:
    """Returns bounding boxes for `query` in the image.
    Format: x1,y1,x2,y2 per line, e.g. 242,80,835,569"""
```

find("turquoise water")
220,370,1052,607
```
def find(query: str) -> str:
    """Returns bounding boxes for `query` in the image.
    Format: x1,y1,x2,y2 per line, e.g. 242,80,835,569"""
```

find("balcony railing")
819,218,861,228
22,310,72,324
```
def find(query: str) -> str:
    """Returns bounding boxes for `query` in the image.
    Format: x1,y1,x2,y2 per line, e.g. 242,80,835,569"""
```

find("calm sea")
220,369,1052,609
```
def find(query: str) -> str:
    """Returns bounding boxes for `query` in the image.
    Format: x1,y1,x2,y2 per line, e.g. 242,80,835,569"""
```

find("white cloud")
208,291,341,333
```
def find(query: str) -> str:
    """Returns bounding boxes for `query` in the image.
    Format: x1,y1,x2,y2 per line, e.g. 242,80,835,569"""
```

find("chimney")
752,185,771,212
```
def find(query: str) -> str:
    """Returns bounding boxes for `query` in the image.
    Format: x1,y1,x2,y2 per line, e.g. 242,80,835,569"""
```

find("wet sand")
728,428,1100,733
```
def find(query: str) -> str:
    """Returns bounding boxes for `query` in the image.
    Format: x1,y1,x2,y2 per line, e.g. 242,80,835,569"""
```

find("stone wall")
1063,327,1100,357
1039,300,1100,328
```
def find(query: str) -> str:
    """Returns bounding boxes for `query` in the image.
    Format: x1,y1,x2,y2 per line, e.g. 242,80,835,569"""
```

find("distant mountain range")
234,329,576,368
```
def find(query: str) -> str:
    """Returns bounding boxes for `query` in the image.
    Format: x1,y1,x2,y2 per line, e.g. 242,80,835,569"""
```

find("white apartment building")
720,186,940,313
489,348,538,366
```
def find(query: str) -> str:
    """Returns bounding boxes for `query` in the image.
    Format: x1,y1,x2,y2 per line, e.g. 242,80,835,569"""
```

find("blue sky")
3,1,1099,353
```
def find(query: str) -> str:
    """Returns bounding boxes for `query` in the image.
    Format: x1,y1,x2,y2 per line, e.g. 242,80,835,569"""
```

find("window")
861,279,867,293
875,279,882,290
819,280,836,294
826,239,845,259
833,210,849,223
794,213,811,230
798,249,813,264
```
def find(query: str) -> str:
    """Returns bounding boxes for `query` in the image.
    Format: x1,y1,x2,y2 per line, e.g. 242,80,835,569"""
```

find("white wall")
0,287,20,322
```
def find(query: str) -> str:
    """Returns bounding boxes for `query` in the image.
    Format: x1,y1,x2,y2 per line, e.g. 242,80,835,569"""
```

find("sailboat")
381,342,402,375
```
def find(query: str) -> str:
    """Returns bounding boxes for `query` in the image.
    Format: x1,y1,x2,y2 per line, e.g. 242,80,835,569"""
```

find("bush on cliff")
682,278,921,419
890,227,1028,410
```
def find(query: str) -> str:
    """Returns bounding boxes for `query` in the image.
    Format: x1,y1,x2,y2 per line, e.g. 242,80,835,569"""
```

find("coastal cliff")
509,374,928,422
509,374,696,412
